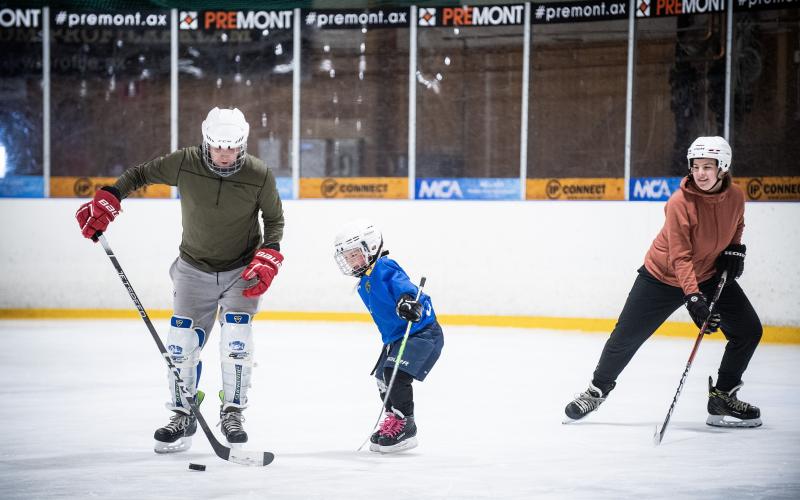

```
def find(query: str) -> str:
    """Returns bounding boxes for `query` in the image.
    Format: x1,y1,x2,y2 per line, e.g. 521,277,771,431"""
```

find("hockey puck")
188,463,206,471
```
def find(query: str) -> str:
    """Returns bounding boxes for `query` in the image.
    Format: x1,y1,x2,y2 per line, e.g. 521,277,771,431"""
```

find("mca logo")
229,341,246,351
179,11,198,29
418,8,436,26
633,179,671,200
168,345,183,355
417,179,463,199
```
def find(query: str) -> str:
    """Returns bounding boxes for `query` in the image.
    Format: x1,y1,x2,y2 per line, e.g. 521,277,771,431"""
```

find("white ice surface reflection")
0,320,797,499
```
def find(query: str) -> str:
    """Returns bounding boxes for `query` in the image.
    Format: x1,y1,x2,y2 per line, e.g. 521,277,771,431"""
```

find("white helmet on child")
201,107,250,177
334,219,383,277
686,136,732,174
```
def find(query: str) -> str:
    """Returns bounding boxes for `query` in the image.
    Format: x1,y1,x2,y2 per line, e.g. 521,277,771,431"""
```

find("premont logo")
178,11,198,30
0,8,40,28
420,4,524,27
189,10,292,30
418,8,436,26
638,0,725,16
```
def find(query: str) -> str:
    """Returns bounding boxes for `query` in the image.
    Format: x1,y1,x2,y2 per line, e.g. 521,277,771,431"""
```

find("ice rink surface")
0,319,797,499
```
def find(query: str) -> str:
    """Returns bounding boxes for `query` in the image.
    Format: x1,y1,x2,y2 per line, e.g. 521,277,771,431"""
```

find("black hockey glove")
396,294,422,322
716,243,746,280
684,292,721,333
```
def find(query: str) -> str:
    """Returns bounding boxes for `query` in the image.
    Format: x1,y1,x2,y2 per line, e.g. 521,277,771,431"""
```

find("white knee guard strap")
166,316,205,412
220,312,254,409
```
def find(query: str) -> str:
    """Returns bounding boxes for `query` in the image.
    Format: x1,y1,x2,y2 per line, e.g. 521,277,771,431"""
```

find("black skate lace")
725,395,750,413
220,412,245,432
164,413,190,432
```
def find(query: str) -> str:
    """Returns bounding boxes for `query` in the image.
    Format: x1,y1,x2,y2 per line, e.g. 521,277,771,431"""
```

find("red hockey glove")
75,187,121,239
241,248,283,298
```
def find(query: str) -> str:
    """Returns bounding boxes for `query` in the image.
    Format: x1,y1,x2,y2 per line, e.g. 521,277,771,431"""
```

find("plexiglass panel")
632,14,727,177
49,9,171,178
416,24,524,178
178,10,294,178
731,8,800,177
528,21,628,178
0,7,43,195
300,22,409,178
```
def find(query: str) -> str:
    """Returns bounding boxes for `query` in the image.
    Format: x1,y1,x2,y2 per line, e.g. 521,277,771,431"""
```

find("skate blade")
378,437,418,454
706,415,762,428
226,441,246,449
369,442,380,452
154,436,192,454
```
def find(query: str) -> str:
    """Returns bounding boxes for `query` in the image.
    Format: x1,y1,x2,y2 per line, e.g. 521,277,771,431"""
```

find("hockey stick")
357,276,426,451
653,270,728,446
94,232,274,466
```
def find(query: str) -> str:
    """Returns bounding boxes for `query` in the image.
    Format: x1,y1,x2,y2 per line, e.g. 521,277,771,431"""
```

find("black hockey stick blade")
96,233,274,466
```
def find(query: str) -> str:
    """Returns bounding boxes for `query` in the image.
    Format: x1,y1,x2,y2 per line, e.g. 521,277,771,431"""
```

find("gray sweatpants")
170,257,259,335
167,257,261,412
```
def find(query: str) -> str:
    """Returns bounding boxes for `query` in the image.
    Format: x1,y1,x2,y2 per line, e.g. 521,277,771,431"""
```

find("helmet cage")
333,221,383,277
201,107,249,177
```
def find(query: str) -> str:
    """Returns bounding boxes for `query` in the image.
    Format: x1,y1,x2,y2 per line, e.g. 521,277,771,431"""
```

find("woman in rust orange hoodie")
563,136,762,428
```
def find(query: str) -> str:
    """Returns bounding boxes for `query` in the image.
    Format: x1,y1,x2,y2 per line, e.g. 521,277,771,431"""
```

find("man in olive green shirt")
76,107,284,453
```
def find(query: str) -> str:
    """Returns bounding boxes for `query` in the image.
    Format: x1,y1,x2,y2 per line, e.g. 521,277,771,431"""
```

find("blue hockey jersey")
357,257,435,345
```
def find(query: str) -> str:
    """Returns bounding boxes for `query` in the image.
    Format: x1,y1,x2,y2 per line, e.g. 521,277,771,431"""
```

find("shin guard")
220,312,254,410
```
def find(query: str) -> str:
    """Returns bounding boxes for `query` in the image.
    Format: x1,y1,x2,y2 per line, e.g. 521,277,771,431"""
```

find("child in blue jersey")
334,219,444,453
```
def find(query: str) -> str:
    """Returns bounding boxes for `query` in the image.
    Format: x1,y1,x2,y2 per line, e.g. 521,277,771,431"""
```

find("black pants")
592,267,762,393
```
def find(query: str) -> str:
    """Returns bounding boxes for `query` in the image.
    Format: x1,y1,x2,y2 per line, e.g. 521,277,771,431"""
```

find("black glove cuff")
100,185,121,202
723,243,746,257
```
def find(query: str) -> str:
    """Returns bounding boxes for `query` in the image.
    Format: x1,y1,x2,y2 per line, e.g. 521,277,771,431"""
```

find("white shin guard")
220,312,254,410
166,316,205,412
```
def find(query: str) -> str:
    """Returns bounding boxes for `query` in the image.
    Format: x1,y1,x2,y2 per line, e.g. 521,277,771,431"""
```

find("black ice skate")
376,409,418,453
219,407,248,445
154,391,204,453
369,411,393,452
706,376,762,428
564,382,614,423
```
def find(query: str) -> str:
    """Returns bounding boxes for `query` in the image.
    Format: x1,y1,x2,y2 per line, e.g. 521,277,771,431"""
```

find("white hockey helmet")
333,219,383,277
201,107,250,177
686,136,732,174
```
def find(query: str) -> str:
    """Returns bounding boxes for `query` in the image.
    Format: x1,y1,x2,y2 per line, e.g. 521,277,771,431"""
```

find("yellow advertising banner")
526,178,624,200
734,177,800,202
300,177,408,199
50,177,171,198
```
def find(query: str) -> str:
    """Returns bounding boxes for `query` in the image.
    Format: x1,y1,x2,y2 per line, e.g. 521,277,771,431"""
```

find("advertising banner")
300,177,408,199
418,4,525,27
415,178,520,200
0,176,44,198
276,177,293,201
531,1,628,24
50,177,171,198
734,176,800,201
629,176,683,201
527,178,625,200
303,8,409,29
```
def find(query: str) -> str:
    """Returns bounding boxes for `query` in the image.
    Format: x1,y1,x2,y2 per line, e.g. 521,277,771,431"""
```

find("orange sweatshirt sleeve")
664,197,699,295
